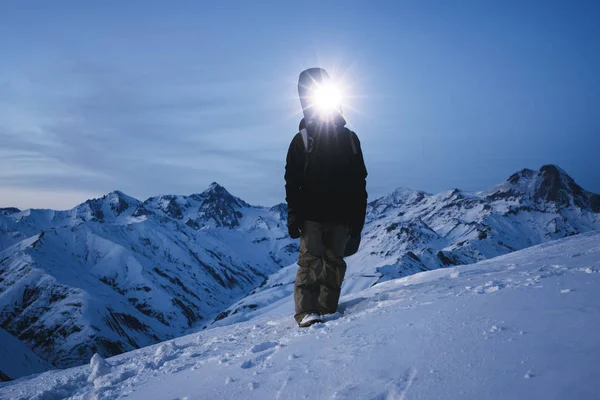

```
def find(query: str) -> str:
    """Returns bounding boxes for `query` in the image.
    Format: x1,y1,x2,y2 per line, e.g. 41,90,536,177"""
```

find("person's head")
298,68,345,126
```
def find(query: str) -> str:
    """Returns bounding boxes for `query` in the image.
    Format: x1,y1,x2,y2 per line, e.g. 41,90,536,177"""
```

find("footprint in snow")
251,341,280,353
524,370,535,379
537,265,566,279
472,280,505,294
241,350,276,369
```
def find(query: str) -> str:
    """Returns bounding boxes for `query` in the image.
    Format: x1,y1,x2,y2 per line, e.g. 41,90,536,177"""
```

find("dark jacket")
285,118,368,234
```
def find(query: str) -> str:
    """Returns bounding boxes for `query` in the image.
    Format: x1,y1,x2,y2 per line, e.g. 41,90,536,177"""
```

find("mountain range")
0,164,598,381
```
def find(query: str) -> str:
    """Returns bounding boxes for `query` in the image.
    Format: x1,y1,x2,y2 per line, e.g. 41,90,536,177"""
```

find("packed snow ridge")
0,164,599,382
1,231,599,399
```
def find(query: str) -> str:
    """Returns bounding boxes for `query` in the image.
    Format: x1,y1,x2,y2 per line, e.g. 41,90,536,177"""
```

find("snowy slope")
0,328,53,382
2,231,599,400
0,184,297,376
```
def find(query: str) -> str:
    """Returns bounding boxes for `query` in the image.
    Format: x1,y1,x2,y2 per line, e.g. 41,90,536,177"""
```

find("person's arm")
284,134,305,238
350,132,368,238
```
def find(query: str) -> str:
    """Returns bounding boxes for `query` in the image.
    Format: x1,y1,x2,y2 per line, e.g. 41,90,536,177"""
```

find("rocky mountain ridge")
0,183,296,380
1,164,598,380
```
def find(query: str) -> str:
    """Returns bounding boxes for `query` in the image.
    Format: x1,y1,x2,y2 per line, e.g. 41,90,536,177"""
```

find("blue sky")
1,1,599,209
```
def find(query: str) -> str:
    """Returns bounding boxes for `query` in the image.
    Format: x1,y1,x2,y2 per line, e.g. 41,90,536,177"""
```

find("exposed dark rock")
164,196,184,219
437,251,456,266
0,207,20,216
591,194,600,213
185,218,200,230
111,196,130,215
195,183,246,228
386,223,399,233
535,165,574,206
0,370,12,382
84,199,105,222
99,276,126,295
31,232,45,249
94,338,127,358
534,165,599,211
486,189,520,202
172,298,202,327
214,310,230,322
406,251,421,262
132,205,152,217
507,168,535,184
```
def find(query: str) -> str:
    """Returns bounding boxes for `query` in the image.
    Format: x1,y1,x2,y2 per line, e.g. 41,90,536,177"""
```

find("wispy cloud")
0,59,294,209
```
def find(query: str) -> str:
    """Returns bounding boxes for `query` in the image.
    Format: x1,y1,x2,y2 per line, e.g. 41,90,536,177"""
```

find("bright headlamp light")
311,84,342,117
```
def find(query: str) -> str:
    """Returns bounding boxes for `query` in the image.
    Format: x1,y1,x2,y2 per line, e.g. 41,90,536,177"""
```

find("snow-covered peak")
484,165,599,211
192,182,249,208
207,181,225,192
432,188,467,202
507,167,536,185
369,188,430,216
106,190,139,205
116,184,251,228
104,190,142,215
389,187,430,204
482,168,539,202
72,190,142,222
137,194,187,219
185,183,248,228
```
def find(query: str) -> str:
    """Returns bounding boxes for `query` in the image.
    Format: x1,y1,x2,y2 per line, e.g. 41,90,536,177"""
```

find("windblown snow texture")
0,165,598,382
1,230,599,399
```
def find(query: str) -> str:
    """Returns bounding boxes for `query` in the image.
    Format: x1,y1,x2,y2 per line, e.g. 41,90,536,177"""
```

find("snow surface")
2,231,599,399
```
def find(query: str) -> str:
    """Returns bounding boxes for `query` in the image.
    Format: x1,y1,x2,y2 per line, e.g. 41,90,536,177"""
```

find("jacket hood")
298,68,345,124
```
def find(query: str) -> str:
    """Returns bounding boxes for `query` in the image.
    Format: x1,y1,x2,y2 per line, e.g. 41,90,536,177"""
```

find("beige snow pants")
294,221,348,324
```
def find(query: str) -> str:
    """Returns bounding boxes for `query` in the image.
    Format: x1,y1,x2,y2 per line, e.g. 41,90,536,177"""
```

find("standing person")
285,68,368,328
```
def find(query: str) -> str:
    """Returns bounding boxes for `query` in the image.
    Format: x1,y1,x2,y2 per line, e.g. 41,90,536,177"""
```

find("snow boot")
298,313,322,328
